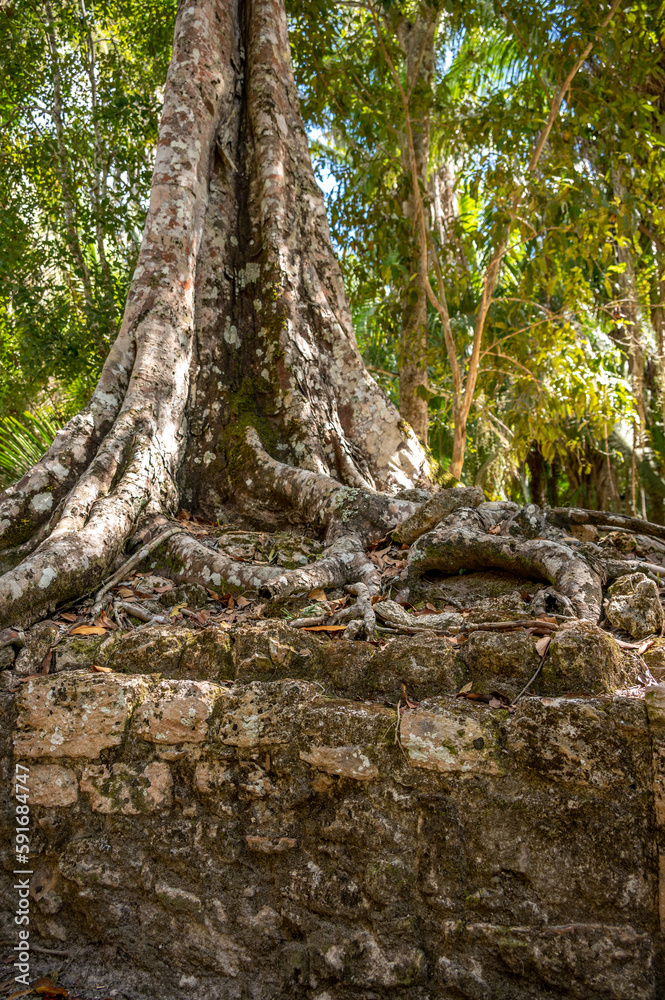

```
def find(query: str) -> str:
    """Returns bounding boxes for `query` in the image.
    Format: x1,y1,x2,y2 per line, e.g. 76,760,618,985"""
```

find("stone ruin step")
2,667,665,998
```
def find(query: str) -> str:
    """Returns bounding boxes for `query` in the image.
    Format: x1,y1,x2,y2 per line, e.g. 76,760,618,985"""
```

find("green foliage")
0,0,177,418
0,405,63,488
288,0,665,514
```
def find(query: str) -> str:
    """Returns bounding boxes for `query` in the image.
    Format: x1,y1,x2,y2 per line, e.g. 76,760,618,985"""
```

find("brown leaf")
5,990,33,1000
488,524,502,534
458,681,473,694
70,625,107,636
206,588,221,600
613,635,656,650
367,535,390,551
400,683,419,709
40,648,53,676
59,612,79,622
90,664,112,673
34,980,68,997
535,635,552,657
371,594,386,605
300,624,347,632
235,595,250,607
520,591,533,601
115,586,134,598
307,588,327,602
94,609,117,630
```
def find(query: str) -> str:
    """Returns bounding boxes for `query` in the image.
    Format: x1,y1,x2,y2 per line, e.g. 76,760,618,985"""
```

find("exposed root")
392,485,484,545
374,599,464,633
406,507,603,621
547,506,665,542
342,583,376,640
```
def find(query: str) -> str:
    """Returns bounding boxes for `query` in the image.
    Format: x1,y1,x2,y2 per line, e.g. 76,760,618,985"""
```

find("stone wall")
1,624,664,998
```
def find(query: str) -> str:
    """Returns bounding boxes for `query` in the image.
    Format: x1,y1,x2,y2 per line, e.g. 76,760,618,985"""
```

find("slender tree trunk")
0,0,428,630
395,4,440,447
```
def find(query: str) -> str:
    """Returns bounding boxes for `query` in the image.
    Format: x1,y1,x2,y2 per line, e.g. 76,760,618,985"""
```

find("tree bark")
0,0,428,630
395,4,440,448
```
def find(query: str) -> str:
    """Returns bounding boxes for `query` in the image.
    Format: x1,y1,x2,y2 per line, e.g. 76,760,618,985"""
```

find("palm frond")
0,406,63,489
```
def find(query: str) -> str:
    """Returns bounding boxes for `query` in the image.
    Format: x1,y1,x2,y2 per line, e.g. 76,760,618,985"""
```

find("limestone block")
25,764,78,806
605,572,664,639
132,679,221,744
645,684,665,728
367,634,463,699
320,639,373,695
101,624,233,681
459,628,540,681
80,761,172,813
214,680,319,747
540,621,637,694
510,697,650,788
300,745,379,780
233,621,321,682
400,699,506,774
14,673,149,758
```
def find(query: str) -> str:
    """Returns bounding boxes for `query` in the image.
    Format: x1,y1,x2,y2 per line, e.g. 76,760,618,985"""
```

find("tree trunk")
0,0,643,638
396,4,440,448
0,0,428,630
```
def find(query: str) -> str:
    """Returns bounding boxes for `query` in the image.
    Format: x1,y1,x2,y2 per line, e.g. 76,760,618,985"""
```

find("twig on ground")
91,525,183,613
512,660,545,705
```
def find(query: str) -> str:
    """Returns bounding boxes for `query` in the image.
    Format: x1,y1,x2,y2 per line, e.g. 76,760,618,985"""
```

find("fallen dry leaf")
458,681,473,694
70,625,107,636
400,682,419,708
33,978,68,997
535,635,552,657
488,524,502,534
59,612,79,622
115,586,134,598
90,664,112,673
300,624,346,632
236,595,250,607
40,648,53,675
307,588,326,602
5,990,32,1000
206,588,221,600
457,690,511,707
94,609,117,630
